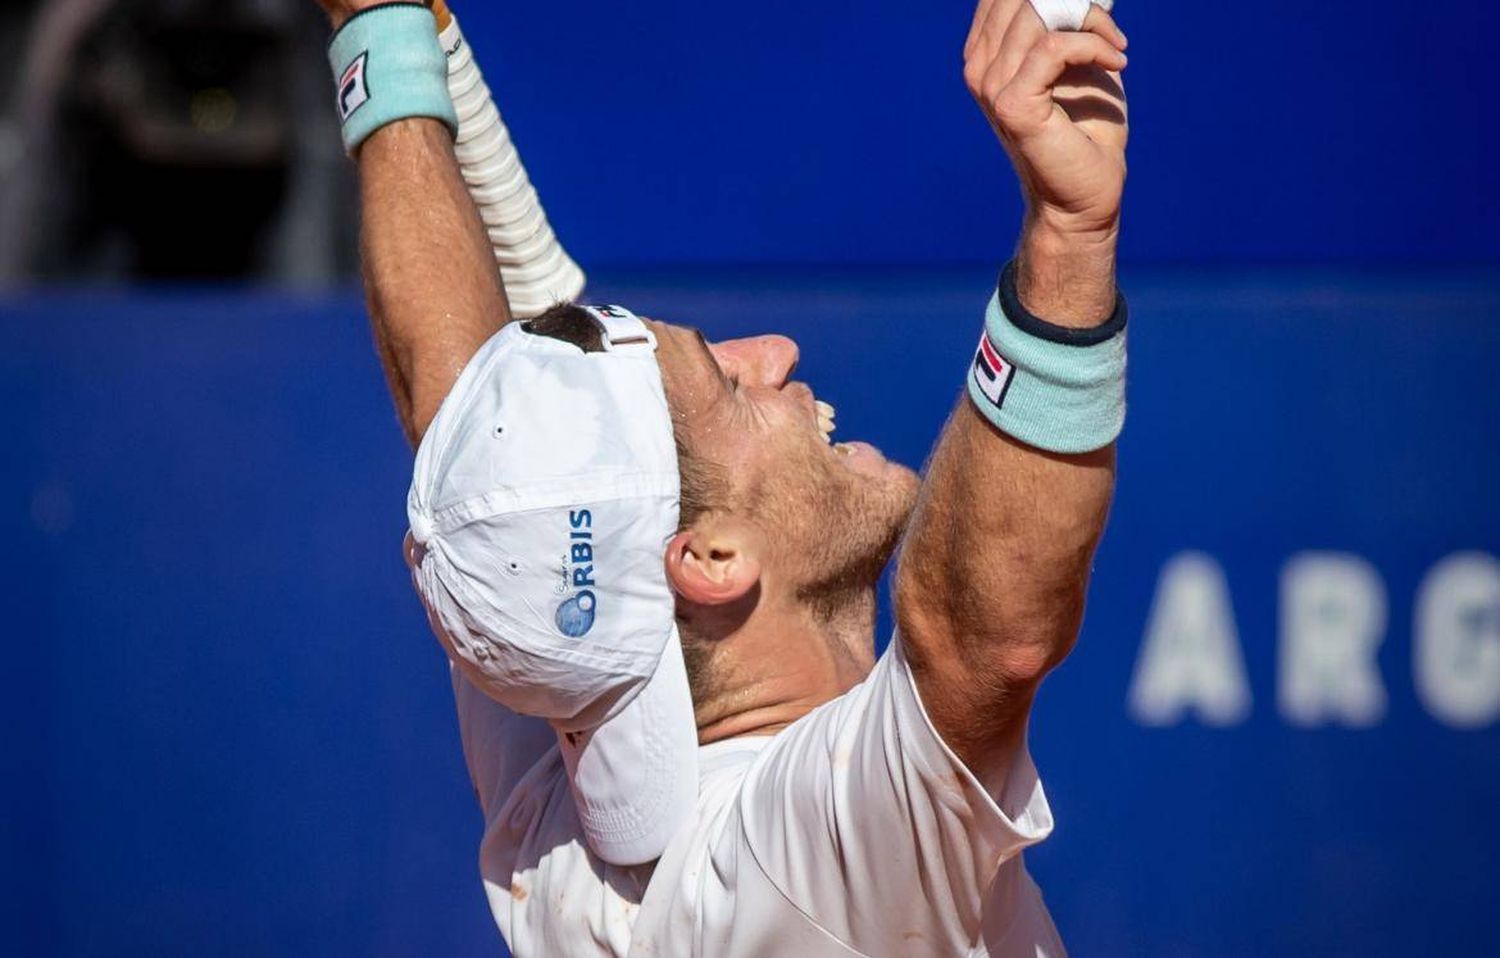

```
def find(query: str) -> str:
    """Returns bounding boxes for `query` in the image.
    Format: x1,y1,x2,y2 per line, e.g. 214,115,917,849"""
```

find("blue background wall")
3,269,1498,955
5,0,1500,954
449,0,1498,265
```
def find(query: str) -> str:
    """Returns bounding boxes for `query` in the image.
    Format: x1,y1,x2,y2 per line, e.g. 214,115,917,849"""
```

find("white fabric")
408,313,698,867
439,16,586,317
454,635,1064,957
1028,0,1114,32
584,305,660,352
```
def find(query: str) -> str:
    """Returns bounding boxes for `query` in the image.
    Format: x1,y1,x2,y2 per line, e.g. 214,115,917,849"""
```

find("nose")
710,335,800,388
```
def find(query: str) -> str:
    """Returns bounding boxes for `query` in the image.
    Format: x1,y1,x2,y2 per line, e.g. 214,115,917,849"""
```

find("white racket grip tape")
1028,0,1114,32
439,17,585,318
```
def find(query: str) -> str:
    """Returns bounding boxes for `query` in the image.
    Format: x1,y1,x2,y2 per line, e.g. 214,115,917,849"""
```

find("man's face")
648,320,920,604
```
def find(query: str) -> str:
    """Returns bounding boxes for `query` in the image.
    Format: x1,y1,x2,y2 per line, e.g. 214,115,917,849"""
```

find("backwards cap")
405,306,697,866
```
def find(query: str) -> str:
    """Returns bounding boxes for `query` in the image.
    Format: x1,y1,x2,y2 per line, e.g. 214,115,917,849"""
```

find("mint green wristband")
328,3,458,156
966,261,1128,454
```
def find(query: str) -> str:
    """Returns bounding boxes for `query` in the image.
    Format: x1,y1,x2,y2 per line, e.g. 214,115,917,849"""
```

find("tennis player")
319,0,1129,953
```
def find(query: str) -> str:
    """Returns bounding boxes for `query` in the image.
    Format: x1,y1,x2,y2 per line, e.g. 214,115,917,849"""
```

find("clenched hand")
965,1,1129,319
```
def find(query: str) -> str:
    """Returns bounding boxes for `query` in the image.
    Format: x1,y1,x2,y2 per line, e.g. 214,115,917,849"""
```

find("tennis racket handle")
439,8,586,318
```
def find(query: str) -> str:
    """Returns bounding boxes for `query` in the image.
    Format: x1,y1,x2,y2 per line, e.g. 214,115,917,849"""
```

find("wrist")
326,0,424,31
1015,218,1119,329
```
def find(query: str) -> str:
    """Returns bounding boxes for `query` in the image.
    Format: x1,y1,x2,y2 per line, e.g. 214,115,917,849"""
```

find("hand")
313,0,427,30
964,1,1129,247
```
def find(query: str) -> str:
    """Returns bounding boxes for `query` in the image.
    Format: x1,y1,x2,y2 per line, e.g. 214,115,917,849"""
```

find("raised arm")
361,115,511,445
895,2,1129,774
317,0,511,446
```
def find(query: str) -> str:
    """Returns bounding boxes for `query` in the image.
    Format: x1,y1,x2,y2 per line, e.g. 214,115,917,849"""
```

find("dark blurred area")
0,0,357,284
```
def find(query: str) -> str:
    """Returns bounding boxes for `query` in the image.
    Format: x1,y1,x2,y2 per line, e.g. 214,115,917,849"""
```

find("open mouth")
814,398,860,458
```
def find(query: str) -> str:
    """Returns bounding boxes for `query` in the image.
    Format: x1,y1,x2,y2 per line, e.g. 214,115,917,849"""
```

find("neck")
687,586,878,745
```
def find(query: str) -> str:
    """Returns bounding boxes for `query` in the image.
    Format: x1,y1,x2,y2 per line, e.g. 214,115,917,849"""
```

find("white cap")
405,306,698,866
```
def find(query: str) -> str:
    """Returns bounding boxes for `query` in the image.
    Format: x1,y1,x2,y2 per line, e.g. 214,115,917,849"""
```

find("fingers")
991,32,1128,136
1081,5,1128,51
964,0,1024,92
980,3,1046,104
1013,32,1127,98
964,0,1004,59
969,3,1128,109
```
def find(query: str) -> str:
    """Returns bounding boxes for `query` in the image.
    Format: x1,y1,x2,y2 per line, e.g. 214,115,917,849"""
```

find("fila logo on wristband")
971,330,1016,409
326,4,456,155
337,52,370,121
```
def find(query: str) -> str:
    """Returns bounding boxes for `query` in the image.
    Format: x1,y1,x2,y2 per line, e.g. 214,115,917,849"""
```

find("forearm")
357,117,511,446
895,243,1117,768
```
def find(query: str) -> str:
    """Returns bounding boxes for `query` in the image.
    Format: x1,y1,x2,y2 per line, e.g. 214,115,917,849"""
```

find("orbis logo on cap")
556,509,598,637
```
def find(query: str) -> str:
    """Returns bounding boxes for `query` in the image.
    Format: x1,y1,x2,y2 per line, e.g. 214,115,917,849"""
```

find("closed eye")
690,328,736,394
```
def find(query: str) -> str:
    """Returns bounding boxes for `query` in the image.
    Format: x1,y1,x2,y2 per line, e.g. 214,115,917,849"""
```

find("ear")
664,525,762,607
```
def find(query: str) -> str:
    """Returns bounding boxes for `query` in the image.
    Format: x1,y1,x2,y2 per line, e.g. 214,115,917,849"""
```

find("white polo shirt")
450,635,1065,957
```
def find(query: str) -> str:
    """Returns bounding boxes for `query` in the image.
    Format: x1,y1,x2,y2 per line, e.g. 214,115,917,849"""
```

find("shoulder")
724,642,1059,954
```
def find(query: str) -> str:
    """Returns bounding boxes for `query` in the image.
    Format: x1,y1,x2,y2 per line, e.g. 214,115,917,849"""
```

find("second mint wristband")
329,2,458,156
966,260,1128,454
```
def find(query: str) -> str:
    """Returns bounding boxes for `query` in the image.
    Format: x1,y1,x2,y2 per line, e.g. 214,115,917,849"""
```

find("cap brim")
556,626,699,866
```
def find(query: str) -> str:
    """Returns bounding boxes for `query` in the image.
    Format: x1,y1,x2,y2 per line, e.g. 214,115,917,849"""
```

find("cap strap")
580,305,657,353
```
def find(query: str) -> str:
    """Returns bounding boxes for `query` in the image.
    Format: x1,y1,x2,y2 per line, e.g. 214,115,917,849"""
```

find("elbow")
979,570,1090,687
997,625,1080,688
895,554,1085,691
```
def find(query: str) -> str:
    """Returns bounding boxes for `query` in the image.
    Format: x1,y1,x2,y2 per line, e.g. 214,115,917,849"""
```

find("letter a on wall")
1129,552,1253,727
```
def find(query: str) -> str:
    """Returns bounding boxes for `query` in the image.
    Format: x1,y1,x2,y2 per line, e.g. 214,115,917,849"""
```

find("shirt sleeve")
449,666,559,821
732,633,1060,956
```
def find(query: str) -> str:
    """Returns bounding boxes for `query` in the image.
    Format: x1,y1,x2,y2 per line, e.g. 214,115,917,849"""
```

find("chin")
838,457,920,586
768,430,921,598
858,447,920,527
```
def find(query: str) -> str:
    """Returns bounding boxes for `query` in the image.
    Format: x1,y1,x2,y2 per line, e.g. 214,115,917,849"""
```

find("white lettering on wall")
1415,552,1500,729
1128,552,1252,727
1279,553,1388,727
